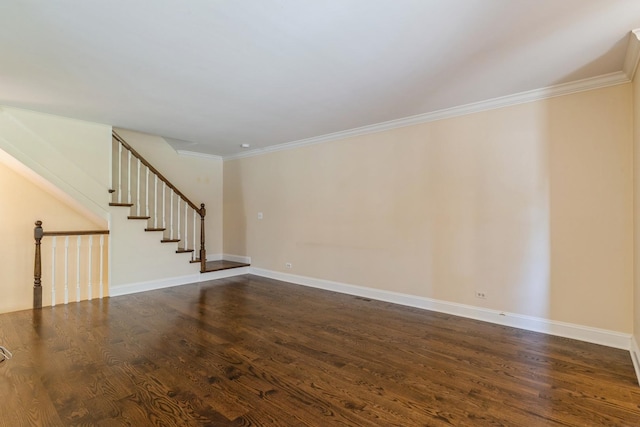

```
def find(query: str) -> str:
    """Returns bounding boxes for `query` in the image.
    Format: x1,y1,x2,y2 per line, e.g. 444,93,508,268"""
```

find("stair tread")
145,228,166,232
202,260,250,273
176,248,194,253
128,216,151,220
161,239,181,243
109,202,134,207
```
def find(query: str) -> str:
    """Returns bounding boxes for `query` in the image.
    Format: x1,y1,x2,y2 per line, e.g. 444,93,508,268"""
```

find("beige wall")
224,84,633,333
0,157,105,313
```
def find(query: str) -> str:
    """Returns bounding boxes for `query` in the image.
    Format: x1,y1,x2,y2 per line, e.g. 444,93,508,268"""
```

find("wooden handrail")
112,131,204,216
43,230,110,237
34,220,110,309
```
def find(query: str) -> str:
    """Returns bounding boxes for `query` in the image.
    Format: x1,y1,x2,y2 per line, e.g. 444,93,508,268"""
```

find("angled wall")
0,106,112,220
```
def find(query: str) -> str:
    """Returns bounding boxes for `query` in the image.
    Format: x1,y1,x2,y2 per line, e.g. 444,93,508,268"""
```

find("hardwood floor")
1,274,639,426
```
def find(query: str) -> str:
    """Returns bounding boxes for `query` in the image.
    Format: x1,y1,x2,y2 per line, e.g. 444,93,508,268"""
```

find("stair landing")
202,260,250,273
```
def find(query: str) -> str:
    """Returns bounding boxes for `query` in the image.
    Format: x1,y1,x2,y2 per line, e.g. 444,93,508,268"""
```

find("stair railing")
33,221,109,309
111,131,207,273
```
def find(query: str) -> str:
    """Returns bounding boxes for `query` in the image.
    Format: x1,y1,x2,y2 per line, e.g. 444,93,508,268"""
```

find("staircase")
31,130,250,309
110,131,248,274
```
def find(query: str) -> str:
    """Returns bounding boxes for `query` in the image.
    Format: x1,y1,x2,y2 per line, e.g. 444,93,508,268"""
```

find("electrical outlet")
475,291,487,299
257,212,263,220
285,263,292,269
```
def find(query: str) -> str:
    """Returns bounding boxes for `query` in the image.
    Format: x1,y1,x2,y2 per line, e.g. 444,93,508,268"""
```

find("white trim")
223,254,252,264
106,213,112,299
177,149,223,161
201,254,251,263
250,268,631,351
631,336,640,386
207,253,223,261
623,29,640,81
109,274,201,296
109,268,249,297
224,71,629,161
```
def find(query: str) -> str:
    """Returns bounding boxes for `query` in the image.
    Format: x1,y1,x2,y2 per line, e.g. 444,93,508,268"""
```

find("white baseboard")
223,253,251,264
250,268,632,351
109,267,248,297
198,254,251,263
631,336,640,386
109,273,202,297
207,253,223,261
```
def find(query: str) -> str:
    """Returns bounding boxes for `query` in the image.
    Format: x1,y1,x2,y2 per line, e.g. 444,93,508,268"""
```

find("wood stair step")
161,239,181,243
128,216,151,220
176,248,194,253
202,260,250,273
145,228,166,232
109,202,134,207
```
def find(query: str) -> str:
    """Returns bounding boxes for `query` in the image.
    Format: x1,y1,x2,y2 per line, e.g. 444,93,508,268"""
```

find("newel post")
34,220,44,309
199,203,206,273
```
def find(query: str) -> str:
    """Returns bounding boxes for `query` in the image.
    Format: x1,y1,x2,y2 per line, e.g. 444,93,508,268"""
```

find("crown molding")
224,71,629,161
176,149,222,161
623,29,640,81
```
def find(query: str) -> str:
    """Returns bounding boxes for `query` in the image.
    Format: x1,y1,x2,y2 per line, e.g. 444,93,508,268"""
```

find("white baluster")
51,237,57,306
76,236,81,302
99,235,104,299
184,202,189,251
177,198,181,241
88,236,93,301
118,143,123,203
136,159,141,216
145,167,150,218
154,175,158,228
64,236,69,305
162,182,166,230
192,210,197,261
170,190,174,239
127,151,132,204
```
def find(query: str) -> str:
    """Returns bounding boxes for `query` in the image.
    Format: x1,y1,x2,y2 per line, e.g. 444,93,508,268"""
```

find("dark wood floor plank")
1,274,640,426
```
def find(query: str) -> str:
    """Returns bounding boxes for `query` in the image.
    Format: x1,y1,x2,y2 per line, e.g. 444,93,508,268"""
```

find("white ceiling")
2,1,640,157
